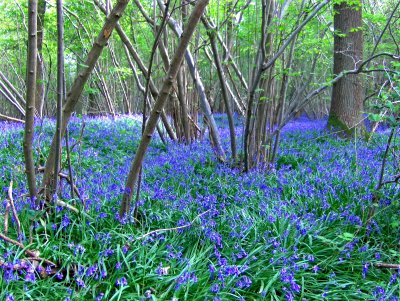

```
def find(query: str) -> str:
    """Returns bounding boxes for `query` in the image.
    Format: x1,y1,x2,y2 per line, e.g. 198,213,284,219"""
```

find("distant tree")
328,0,365,135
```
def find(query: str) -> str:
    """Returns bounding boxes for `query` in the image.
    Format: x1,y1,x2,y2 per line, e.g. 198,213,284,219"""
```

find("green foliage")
368,69,400,129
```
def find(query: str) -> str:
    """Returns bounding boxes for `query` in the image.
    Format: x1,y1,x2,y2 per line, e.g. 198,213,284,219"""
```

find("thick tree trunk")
41,0,130,200
119,0,210,218
328,0,364,135
25,0,38,203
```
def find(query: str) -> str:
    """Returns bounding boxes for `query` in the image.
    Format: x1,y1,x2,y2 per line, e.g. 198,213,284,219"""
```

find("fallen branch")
374,262,400,269
136,209,210,240
0,232,56,267
0,257,57,276
55,199,79,214
7,182,22,242
0,113,25,123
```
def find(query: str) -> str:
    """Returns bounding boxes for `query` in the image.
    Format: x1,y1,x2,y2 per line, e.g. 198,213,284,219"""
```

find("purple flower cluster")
0,115,398,300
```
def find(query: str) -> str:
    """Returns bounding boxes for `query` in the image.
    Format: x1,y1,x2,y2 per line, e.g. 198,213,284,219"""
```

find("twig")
68,121,86,152
381,173,400,186
54,199,93,221
4,200,10,235
58,172,82,201
37,167,83,202
187,114,201,132
374,262,400,269
136,209,210,240
7,182,22,242
54,199,79,214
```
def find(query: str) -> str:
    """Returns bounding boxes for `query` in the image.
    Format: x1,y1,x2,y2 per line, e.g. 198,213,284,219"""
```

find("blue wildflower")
116,277,128,286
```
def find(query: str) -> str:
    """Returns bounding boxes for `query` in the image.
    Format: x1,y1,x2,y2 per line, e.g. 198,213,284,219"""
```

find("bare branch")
0,113,25,123
136,210,210,240
7,182,22,243
374,262,400,269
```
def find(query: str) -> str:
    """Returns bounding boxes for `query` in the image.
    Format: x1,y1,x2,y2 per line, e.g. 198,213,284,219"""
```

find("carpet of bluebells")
0,115,399,301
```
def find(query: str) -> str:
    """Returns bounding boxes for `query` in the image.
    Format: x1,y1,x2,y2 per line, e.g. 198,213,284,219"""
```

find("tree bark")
41,0,131,200
203,18,237,161
53,0,65,199
120,0,210,218
328,0,364,135
24,0,38,203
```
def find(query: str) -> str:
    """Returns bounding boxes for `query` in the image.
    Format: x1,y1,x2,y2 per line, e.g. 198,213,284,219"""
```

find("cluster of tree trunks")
1,0,396,220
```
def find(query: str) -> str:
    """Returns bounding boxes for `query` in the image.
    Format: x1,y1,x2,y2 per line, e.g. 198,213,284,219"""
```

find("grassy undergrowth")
0,115,399,301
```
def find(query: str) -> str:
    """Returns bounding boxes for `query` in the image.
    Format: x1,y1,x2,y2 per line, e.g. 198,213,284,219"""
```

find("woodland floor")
0,115,399,301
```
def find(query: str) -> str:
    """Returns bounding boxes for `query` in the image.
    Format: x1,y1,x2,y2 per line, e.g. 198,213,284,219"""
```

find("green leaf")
340,232,354,241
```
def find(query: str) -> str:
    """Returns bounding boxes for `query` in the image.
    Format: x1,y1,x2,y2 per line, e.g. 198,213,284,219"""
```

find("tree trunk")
120,0,210,218
35,0,46,117
25,0,38,204
328,0,364,135
204,20,237,161
53,0,65,198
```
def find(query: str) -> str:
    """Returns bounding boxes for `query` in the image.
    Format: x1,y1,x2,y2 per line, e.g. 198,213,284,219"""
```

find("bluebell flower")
362,262,369,279
76,278,85,288
116,277,128,287
144,289,152,299
285,290,295,301
61,214,70,228
389,273,398,285
210,283,220,293
25,272,36,283
96,292,104,301
74,244,86,255
6,294,15,301
86,264,98,277
235,276,252,289
122,245,129,253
